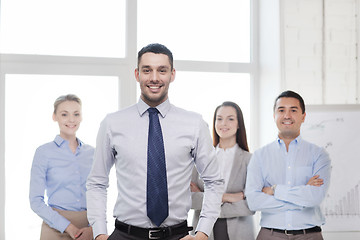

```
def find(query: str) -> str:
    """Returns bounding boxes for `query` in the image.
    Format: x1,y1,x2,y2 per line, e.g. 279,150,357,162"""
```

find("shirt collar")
216,143,239,154
136,97,171,118
54,135,83,147
276,135,302,147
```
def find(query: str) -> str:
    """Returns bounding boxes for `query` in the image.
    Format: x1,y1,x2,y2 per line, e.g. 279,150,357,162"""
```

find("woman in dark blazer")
191,101,255,240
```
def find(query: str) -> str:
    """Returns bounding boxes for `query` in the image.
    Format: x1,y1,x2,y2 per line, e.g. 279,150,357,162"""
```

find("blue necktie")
146,108,168,226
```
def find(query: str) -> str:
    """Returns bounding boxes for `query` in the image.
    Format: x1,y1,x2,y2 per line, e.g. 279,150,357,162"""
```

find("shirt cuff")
195,218,214,237
92,222,108,239
57,218,71,234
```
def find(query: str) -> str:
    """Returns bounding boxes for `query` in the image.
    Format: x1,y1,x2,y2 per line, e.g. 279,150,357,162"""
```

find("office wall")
258,0,360,238
282,0,359,104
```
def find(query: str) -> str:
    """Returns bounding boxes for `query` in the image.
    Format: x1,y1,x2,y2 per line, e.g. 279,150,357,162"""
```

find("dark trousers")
256,228,324,240
213,218,230,240
108,228,188,240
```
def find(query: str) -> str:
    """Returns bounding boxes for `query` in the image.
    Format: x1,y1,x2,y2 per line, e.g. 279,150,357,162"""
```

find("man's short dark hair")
137,43,173,70
273,90,305,114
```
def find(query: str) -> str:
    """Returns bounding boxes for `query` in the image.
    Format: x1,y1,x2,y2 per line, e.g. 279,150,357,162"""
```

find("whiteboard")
301,105,360,232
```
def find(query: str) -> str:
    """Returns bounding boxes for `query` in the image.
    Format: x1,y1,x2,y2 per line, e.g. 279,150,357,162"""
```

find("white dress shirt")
215,144,236,191
86,98,224,238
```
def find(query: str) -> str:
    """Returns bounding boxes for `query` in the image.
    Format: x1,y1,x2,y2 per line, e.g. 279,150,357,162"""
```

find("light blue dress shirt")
29,135,94,233
86,98,224,238
245,136,331,230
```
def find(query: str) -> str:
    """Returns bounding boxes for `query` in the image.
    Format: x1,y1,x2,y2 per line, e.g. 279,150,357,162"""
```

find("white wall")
259,0,360,141
257,0,360,238
0,71,5,240
282,0,359,104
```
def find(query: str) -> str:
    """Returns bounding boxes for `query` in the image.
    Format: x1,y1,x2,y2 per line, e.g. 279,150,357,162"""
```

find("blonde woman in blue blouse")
30,94,94,240
191,101,255,240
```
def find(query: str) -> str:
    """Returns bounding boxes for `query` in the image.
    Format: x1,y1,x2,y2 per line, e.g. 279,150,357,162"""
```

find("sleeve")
219,200,255,218
219,152,254,218
29,148,71,233
191,118,225,236
245,151,303,213
86,117,115,239
274,148,331,207
191,163,254,219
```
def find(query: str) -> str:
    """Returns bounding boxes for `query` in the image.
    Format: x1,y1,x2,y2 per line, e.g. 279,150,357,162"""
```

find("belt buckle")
284,230,293,236
149,229,162,239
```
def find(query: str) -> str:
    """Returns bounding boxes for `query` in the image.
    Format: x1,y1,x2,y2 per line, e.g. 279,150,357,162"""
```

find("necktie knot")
148,107,159,115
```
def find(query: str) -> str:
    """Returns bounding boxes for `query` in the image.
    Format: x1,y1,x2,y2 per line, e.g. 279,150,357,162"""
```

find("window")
0,0,126,57
138,0,251,62
170,72,250,132
0,1,255,238
137,0,252,135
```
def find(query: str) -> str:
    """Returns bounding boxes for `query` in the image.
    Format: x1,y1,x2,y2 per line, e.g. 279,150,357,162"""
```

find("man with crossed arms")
246,90,331,240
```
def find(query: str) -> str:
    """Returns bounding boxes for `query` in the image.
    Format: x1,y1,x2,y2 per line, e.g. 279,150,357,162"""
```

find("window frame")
0,1,258,238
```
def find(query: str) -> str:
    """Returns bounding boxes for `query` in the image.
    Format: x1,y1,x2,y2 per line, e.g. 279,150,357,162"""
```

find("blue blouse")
30,135,94,233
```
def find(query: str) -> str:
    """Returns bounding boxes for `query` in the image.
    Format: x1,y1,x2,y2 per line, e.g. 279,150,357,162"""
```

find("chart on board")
301,105,360,232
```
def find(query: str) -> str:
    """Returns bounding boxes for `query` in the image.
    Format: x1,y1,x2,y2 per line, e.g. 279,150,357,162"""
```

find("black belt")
265,226,321,235
115,219,193,240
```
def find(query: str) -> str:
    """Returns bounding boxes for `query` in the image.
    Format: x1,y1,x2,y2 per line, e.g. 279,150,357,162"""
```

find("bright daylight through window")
0,0,252,239
0,0,126,57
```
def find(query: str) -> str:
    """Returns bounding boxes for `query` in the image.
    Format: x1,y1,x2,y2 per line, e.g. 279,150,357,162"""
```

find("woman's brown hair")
212,101,249,152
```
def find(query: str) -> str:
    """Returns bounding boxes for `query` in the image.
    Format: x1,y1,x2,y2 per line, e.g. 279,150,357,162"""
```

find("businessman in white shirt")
86,43,224,240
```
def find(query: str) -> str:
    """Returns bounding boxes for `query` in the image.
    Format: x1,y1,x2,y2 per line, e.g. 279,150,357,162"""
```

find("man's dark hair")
273,90,305,114
137,43,173,70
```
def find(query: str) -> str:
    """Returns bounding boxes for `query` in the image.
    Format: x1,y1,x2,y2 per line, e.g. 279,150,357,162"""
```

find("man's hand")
307,175,323,187
180,231,208,240
75,226,93,240
95,234,109,240
222,192,244,203
190,182,202,192
262,186,274,195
